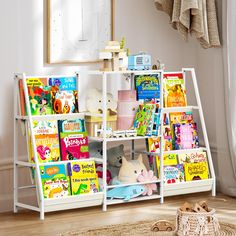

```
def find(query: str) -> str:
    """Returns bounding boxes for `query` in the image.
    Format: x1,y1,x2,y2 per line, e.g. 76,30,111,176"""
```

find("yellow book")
184,162,209,181
68,161,99,195
156,154,178,174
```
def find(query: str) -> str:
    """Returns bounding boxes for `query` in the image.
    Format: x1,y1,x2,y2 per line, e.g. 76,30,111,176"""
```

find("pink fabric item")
137,170,158,196
117,116,135,130
117,101,139,117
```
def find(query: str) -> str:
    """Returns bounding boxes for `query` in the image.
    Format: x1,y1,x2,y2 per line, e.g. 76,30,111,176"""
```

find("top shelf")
78,70,162,76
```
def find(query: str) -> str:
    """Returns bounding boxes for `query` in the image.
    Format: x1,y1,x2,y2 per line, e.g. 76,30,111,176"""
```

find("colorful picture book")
147,137,161,153
163,164,185,184
184,162,209,181
18,76,79,116
134,73,160,100
163,73,187,107
169,111,193,125
48,76,77,91
173,123,199,150
178,151,207,164
156,154,178,169
29,120,60,163
40,164,71,199
133,103,155,136
67,161,99,195
58,119,89,160
52,90,78,114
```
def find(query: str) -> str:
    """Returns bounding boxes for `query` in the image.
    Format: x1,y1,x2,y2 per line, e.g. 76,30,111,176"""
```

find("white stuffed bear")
86,88,117,115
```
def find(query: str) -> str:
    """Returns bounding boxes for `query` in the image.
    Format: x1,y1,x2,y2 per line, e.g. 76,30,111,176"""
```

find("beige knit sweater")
155,0,221,48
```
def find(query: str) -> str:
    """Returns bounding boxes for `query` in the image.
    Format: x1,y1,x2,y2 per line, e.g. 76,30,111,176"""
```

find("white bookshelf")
13,68,216,220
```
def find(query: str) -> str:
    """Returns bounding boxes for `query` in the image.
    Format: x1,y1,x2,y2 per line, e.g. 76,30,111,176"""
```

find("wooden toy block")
180,202,193,212
193,203,207,213
108,41,120,46
198,200,209,212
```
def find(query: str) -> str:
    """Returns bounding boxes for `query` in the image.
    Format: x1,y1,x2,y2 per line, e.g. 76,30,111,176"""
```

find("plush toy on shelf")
137,170,158,196
118,155,147,183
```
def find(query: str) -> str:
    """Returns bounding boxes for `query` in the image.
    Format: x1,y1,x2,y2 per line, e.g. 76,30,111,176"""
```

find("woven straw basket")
176,208,220,236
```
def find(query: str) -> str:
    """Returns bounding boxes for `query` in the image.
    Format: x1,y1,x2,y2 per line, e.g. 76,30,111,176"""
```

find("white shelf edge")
106,194,162,205
89,135,160,142
162,106,199,113
15,161,35,167
163,147,207,155
78,70,162,76
107,180,161,189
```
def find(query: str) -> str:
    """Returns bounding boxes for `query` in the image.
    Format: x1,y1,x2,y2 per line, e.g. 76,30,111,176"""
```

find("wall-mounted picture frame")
47,0,114,64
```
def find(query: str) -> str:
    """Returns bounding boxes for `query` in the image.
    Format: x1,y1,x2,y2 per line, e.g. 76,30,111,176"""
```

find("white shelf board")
163,179,214,197
107,180,161,189
78,70,161,76
16,113,85,121
163,147,207,155
15,161,35,167
162,106,199,113
107,194,161,205
44,192,104,212
89,135,160,142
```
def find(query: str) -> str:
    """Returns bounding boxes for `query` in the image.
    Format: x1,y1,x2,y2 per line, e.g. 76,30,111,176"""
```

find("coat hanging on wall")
154,0,221,49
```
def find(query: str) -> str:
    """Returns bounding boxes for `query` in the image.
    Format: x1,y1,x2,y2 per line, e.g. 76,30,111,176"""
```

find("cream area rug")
61,220,236,236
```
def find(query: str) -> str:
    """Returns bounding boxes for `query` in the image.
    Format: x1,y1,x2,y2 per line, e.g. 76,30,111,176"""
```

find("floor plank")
0,192,236,236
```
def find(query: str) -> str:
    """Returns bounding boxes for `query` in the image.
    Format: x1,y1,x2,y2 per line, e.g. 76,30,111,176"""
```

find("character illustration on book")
48,184,69,198
74,183,88,195
39,96,48,115
66,150,74,160
37,145,51,161
90,182,99,193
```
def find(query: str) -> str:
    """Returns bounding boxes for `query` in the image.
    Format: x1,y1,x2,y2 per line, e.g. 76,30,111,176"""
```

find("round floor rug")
61,220,236,236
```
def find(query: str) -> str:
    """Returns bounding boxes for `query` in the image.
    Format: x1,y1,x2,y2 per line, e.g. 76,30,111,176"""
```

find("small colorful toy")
128,53,151,70
107,185,145,201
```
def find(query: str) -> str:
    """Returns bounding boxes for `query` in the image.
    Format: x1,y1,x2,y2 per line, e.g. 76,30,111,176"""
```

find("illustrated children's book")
18,78,49,116
28,85,53,115
134,73,160,100
133,103,155,136
163,164,185,184
184,162,209,181
147,137,161,153
48,76,77,91
163,73,187,107
169,111,193,125
52,90,78,114
58,119,89,160
173,123,199,150
40,164,71,199
178,151,208,164
156,154,178,170
29,120,60,163
68,161,99,195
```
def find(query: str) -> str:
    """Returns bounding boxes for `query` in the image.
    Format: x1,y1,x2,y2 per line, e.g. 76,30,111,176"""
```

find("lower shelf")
106,194,162,205
44,192,104,212
163,178,214,197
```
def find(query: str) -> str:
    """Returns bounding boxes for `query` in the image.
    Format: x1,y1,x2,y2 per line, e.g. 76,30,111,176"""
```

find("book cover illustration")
173,123,199,150
52,90,78,114
58,119,89,161
163,164,185,184
147,137,161,153
28,85,53,115
68,161,99,195
40,164,71,199
30,120,60,163
169,111,193,125
18,78,48,116
178,151,207,164
134,73,160,100
48,76,77,91
133,104,155,136
163,73,187,107
156,154,178,172
184,162,209,181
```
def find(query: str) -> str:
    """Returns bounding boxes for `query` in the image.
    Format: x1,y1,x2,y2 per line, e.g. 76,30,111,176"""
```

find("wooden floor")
0,192,236,236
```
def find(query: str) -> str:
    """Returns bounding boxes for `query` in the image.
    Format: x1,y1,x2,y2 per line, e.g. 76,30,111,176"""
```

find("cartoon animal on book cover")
86,88,117,115
118,155,147,183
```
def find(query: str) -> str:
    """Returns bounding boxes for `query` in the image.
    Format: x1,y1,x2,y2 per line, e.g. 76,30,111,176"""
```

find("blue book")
48,76,77,91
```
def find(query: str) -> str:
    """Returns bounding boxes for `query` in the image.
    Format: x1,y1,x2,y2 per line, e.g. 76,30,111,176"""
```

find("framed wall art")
47,0,114,64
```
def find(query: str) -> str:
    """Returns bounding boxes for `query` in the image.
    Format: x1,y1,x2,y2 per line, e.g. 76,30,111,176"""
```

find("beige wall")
0,0,230,212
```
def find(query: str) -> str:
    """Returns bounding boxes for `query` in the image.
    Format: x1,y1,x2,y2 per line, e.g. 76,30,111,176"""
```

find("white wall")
0,0,228,212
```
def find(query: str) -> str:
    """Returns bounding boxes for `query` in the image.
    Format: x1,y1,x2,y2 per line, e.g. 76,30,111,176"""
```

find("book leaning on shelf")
18,76,78,116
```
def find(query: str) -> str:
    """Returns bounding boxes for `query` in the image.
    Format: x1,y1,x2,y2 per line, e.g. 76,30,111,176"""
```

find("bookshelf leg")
212,180,216,197
103,203,107,212
13,204,18,213
40,210,45,220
